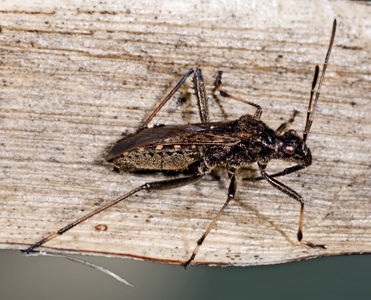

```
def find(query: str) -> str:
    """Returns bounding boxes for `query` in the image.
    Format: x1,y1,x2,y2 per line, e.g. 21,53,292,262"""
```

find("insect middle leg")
258,162,326,249
23,174,204,254
275,110,299,135
183,168,237,268
213,71,262,118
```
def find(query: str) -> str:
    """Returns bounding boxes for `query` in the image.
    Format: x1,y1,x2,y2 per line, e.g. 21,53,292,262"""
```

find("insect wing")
107,124,240,160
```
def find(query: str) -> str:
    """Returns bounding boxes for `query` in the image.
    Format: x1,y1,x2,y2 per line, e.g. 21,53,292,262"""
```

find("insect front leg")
258,162,326,249
244,164,305,182
213,71,262,118
183,168,237,268
24,174,203,254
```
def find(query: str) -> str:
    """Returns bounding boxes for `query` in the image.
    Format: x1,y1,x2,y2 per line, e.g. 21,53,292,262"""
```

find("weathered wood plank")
0,0,370,266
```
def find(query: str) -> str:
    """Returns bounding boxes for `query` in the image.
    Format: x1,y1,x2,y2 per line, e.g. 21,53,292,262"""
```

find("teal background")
0,250,370,300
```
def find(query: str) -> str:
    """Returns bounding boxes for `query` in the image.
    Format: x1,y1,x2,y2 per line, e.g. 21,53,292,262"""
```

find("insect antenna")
303,19,337,144
303,65,319,144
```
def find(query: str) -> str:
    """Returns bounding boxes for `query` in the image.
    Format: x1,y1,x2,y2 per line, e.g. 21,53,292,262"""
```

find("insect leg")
244,164,305,182
258,164,326,249
183,169,236,268
23,174,203,254
193,68,210,123
142,68,195,128
213,71,262,118
275,110,299,135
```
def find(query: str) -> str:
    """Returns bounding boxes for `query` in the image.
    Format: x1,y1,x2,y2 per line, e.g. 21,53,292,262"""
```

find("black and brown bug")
24,20,337,267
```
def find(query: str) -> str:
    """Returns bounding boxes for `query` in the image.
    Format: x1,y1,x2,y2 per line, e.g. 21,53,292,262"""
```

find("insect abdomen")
112,147,201,171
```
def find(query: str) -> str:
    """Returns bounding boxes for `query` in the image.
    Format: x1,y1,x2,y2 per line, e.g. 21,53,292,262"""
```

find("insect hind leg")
23,174,204,254
141,68,196,128
193,68,210,123
141,68,211,128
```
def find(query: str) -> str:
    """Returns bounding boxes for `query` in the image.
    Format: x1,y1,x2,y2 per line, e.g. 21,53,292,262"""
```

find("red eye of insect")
284,144,295,155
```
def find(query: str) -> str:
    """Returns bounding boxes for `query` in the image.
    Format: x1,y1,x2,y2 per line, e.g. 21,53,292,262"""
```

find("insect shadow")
24,20,337,268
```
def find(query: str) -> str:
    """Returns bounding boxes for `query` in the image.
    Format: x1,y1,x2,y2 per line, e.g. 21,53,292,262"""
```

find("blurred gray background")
0,250,370,300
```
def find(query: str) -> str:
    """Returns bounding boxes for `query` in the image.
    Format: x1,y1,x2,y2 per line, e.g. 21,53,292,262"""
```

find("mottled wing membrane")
107,124,240,160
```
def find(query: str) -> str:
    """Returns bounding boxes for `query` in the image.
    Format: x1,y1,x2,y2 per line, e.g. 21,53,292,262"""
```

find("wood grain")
0,0,370,266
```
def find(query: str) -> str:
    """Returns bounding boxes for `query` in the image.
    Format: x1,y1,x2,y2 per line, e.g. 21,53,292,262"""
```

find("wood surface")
0,0,370,266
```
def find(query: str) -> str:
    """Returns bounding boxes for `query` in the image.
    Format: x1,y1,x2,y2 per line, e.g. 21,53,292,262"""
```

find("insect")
24,20,337,268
